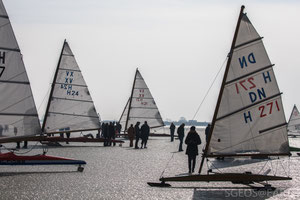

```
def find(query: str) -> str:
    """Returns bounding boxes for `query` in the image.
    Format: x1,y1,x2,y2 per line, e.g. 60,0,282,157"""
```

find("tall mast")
198,5,245,174
124,68,138,133
41,39,66,133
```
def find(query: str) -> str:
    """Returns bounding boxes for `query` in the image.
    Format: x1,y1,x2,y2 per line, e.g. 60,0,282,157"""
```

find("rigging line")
160,152,175,178
207,159,223,174
191,56,228,122
257,159,270,174
37,83,51,112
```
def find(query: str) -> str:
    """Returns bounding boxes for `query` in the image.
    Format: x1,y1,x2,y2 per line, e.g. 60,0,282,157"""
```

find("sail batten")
234,37,263,49
204,7,289,159
43,41,100,134
119,69,164,132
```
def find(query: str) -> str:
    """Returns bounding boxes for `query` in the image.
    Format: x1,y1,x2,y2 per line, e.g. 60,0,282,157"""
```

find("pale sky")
3,0,300,122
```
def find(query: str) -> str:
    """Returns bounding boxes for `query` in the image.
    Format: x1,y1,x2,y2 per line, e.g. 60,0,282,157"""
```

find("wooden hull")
160,173,292,184
0,136,124,144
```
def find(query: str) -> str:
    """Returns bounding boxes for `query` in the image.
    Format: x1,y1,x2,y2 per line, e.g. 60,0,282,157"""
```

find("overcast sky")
3,0,300,122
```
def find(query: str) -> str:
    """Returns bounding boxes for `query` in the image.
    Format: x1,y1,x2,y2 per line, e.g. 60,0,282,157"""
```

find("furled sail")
287,105,300,134
42,41,100,134
206,11,289,157
0,1,41,138
119,69,164,132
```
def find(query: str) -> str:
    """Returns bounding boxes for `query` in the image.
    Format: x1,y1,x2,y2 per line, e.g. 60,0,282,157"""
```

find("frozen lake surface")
1,129,300,200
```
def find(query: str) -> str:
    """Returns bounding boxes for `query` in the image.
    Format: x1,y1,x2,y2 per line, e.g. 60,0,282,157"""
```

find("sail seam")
0,80,30,84
48,112,98,118
54,82,87,87
226,64,274,85
134,88,149,90
0,47,20,52
62,54,74,57
0,113,38,116
131,107,158,109
234,37,263,49
0,15,9,19
131,97,154,100
259,123,287,134
51,97,93,103
59,68,81,72
216,93,282,121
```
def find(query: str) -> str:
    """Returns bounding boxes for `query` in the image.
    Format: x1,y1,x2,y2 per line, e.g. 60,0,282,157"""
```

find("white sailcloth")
0,0,41,137
43,41,100,134
287,105,300,133
119,69,164,131
207,14,289,156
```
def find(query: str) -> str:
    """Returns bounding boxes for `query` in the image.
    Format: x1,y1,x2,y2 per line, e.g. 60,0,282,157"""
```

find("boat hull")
160,173,292,183
0,152,86,166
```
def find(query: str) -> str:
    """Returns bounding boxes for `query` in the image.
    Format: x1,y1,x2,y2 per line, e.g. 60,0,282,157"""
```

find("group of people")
170,122,212,174
127,121,150,149
100,122,122,146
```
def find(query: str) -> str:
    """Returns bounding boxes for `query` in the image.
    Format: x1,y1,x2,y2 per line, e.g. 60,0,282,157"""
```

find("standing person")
185,126,201,173
177,123,185,151
127,124,134,147
103,123,109,146
134,122,141,149
140,121,150,148
170,123,176,142
205,123,211,144
108,122,115,146
116,122,122,138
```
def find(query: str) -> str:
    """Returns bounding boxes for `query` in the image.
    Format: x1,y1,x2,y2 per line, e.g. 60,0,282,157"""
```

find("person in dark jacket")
140,121,150,148
134,122,141,149
205,123,211,144
108,122,115,146
127,124,134,147
177,123,185,151
103,123,109,146
170,123,175,142
185,126,201,173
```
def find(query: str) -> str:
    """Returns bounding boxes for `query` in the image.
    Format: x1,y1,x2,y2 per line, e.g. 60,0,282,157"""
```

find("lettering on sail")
237,51,277,124
136,89,148,105
238,52,256,68
60,70,79,96
0,51,6,78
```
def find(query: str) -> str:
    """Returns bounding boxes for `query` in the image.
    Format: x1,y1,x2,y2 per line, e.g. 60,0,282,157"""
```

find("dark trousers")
179,138,183,151
170,130,174,142
129,138,133,147
141,139,147,148
135,137,139,148
188,155,196,173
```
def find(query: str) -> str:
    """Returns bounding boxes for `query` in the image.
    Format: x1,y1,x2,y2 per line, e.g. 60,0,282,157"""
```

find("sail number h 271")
0,51,5,77
235,52,279,124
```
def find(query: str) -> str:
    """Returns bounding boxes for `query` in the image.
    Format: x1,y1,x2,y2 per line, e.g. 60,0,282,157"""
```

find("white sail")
0,1,41,137
120,69,164,131
43,41,100,134
287,105,300,133
207,13,289,156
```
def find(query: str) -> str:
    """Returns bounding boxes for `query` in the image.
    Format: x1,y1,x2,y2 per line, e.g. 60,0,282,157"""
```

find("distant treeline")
164,121,209,127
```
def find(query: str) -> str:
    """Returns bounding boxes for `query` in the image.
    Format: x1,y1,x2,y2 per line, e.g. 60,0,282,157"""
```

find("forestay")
119,69,164,132
0,1,41,137
43,41,100,134
287,105,300,133
207,13,289,156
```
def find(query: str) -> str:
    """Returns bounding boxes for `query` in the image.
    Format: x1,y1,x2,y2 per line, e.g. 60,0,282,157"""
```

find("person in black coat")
185,126,201,173
177,123,185,151
170,123,175,142
134,122,141,149
141,121,150,148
